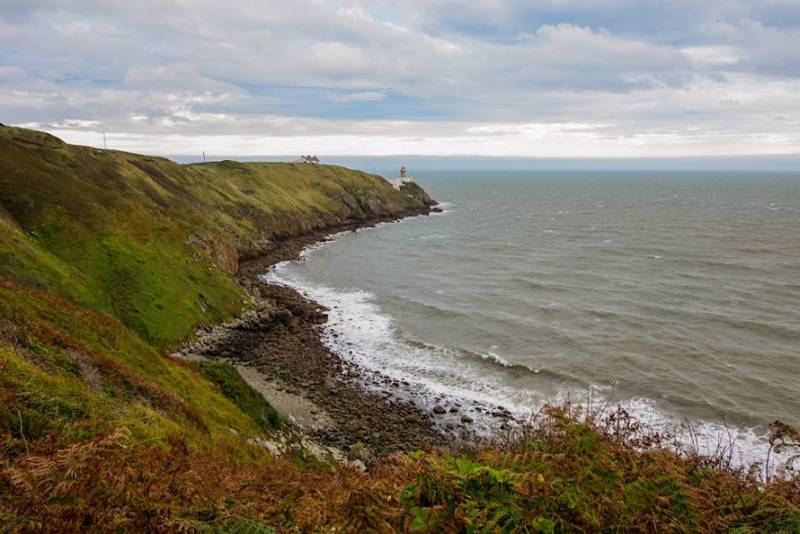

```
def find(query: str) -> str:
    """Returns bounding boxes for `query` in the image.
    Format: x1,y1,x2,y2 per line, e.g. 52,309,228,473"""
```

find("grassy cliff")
1,126,798,532
0,126,433,347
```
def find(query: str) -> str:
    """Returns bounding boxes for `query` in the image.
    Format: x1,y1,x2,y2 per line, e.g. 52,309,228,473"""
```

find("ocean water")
266,169,800,463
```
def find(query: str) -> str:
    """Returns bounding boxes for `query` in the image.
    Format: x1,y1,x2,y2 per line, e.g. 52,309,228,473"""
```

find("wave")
388,294,507,326
483,350,512,367
507,276,576,293
593,396,787,469
400,336,584,385
265,268,535,411
433,201,453,215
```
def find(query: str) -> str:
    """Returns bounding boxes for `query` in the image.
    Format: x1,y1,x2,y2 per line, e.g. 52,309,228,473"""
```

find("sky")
2,0,800,158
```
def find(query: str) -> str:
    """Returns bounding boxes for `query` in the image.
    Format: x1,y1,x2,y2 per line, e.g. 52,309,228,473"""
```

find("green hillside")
0,126,432,347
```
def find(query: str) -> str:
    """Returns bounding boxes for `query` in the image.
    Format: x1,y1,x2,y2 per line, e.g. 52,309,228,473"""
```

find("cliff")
0,126,434,347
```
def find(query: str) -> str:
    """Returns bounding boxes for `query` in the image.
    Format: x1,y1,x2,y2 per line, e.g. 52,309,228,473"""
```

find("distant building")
295,155,320,164
389,165,414,189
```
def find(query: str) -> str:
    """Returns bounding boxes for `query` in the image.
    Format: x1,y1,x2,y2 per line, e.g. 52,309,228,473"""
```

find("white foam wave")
482,351,513,367
298,241,328,259
265,266,530,414
433,201,453,215
584,395,788,470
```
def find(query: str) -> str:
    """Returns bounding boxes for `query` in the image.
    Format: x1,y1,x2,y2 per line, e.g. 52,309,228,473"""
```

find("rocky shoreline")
177,207,507,463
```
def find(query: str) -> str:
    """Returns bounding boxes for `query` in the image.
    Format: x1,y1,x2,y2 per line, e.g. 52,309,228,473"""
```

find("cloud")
497,24,692,91
715,19,800,78
45,117,800,158
0,0,799,157
326,91,387,104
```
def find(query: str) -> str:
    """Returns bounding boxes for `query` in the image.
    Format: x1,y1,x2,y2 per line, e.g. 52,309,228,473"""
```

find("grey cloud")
718,20,800,78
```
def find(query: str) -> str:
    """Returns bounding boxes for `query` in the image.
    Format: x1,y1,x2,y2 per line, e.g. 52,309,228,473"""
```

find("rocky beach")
174,208,514,463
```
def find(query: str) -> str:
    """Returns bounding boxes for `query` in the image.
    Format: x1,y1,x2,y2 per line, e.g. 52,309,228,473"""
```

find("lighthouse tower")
389,165,413,189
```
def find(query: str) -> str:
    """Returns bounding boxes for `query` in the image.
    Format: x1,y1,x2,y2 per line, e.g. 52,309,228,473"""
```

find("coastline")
176,206,787,470
176,206,497,461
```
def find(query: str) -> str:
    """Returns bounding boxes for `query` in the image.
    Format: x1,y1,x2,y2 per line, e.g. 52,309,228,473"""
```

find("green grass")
198,360,283,432
0,277,268,453
0,125,432,460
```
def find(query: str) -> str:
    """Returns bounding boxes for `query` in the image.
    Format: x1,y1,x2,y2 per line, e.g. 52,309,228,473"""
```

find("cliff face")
0,126,434,347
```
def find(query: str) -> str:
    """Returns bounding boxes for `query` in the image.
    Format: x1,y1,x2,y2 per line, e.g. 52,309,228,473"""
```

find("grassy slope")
0,126,432,347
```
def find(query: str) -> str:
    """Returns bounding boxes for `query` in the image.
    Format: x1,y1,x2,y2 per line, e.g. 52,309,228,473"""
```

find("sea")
253,162,800,466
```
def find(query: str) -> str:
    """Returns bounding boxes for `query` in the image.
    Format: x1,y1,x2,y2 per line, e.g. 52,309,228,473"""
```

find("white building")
389,165,415,189
294,155,320,164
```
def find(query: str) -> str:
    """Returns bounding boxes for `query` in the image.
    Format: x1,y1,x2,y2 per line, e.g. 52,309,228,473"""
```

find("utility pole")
102,132,107,150
203,151,206,164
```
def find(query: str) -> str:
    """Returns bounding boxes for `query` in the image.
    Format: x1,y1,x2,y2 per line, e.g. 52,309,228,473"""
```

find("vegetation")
1,405,798,532
0,126,798,532
198,360,283,432
394,407,800,533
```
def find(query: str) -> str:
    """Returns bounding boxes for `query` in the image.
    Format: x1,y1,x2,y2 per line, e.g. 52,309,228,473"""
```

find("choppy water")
267,170,800,464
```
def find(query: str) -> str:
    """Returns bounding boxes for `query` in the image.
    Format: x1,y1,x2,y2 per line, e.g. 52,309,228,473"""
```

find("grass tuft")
198,361,283,432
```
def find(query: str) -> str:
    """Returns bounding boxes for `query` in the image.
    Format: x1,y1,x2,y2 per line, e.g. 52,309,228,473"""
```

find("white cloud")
39,113,800,158
326,91,387,103
49,119,101,128
0,1,799,157
681,46,741,67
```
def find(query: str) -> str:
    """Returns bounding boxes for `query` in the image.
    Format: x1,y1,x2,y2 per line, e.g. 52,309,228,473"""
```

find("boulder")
348,442,373,464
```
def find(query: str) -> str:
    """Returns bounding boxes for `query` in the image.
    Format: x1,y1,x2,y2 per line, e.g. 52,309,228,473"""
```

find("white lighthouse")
389,165,414,189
